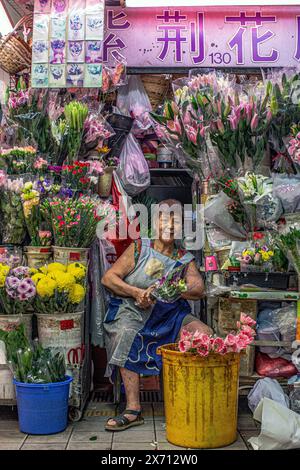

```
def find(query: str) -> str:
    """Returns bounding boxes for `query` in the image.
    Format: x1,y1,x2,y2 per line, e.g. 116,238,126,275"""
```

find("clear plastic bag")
247,377,289,413
116,132,150,196
117,75,152,136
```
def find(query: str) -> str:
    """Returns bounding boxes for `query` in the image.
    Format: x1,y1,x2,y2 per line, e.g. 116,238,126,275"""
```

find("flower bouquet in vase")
30,261,86,364
0,265,36,341
21,181,55,268
49,196,109,264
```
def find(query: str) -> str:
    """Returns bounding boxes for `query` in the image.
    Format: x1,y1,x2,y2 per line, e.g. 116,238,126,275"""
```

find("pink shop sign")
104,6,300,68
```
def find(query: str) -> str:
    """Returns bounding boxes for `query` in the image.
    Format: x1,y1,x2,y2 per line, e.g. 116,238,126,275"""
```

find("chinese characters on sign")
104,6,300,68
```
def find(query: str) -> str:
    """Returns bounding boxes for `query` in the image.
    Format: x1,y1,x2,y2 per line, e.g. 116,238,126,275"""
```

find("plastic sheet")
248,397,300,450
247,377,289,413
89,240,117,348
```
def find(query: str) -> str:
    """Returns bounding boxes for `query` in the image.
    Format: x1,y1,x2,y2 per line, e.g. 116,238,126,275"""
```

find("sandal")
105,409,144,432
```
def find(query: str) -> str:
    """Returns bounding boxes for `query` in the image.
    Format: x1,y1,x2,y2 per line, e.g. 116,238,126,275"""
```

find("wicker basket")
141,74,171,110
0,15,33,75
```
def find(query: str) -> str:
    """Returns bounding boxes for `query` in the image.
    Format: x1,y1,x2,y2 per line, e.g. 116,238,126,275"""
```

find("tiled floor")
0,399,259,450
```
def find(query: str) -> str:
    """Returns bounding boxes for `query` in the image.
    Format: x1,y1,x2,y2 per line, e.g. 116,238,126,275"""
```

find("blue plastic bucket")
13,376,73,435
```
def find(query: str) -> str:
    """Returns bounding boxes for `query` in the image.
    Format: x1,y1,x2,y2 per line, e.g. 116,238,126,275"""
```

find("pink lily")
250,113,259,131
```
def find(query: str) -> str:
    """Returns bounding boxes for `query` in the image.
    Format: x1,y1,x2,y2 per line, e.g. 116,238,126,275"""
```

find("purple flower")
18,292,30,301
17,281,30,294
12,266,29,277
5,276,19,290
59,187,73,198
261,245,269,252
6,288,18,299
25,285,36,298
48,165,62,173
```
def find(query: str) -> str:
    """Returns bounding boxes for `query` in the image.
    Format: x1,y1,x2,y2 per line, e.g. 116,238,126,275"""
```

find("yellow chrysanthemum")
54,272,76,292
29,267,38,275
47,262,67,273
0,274,6,288
0,263,10,276
68,283,85,304
31,273,46,285
36,277,57,298
0,264,10,287
39,266,48,275
67,263,86,281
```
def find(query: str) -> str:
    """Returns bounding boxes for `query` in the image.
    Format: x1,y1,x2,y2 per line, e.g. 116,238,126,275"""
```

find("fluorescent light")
126,0,300,6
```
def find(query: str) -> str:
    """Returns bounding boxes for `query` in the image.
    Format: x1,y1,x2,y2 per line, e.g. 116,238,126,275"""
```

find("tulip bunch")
178,314,256,356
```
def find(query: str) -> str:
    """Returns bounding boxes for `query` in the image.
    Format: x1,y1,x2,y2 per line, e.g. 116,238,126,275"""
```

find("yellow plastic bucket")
158,344,240,448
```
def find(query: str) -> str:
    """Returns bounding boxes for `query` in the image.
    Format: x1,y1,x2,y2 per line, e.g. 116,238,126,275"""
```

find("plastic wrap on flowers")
6,88,53,155
116,132,150,197
272,174,300,214
276,226,300,275
82,113,115,153
0,173,27,245
263,68,300,158
101,60,127,94
117,75,152,137
204,192,247,240
237,173,275,230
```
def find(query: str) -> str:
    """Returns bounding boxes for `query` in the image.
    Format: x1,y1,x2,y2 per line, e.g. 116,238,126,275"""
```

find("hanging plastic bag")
247,377,289,413
248,397,300,450
116,132,150,197
117,75,152,136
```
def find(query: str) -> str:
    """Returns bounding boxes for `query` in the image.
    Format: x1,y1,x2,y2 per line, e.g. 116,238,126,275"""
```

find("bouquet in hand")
151,265,188,304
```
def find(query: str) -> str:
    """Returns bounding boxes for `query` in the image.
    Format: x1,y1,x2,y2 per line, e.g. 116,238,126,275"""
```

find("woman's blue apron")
103,239,194,378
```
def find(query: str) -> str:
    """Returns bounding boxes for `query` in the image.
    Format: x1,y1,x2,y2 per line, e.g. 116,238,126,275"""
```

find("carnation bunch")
178,314,256,357
0,265,36,315
49,195,106,248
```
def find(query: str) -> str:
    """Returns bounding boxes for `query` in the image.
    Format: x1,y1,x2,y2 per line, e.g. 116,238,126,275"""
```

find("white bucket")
0,314,32,341
36,312,83,362
0,366,15,400
25,246,52,269
52,246,89,266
